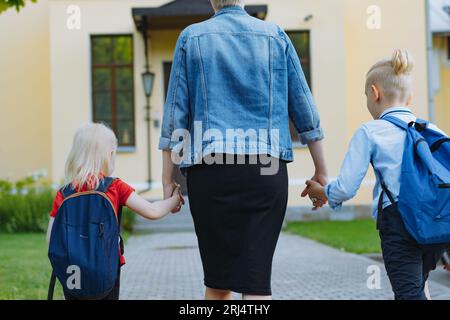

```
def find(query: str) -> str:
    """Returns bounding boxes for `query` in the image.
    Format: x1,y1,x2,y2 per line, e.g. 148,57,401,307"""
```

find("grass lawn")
0,233,64,300
0,232,130,300
285,219,381,254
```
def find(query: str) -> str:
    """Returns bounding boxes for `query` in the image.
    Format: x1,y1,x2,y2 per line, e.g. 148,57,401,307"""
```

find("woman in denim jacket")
159,0,328,300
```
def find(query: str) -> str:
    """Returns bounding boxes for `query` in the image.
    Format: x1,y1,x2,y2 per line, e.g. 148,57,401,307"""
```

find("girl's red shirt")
49,178,135,265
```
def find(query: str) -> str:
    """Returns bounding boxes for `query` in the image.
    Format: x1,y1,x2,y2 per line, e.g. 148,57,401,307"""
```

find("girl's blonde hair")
65,123,118,191
366,49,414,103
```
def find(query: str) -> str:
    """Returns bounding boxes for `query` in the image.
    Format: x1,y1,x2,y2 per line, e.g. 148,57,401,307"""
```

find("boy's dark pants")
379,204,448,300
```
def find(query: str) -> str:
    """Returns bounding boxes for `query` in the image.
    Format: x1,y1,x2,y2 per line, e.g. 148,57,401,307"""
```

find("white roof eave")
430,0,450,34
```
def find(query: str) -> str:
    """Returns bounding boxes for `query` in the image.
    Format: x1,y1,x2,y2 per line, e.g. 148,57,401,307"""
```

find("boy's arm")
125,191,181,220
324,126,373,210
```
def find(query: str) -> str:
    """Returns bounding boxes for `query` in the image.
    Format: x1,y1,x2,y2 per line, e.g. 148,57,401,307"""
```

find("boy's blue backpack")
47,177,121,300
375,115,450,245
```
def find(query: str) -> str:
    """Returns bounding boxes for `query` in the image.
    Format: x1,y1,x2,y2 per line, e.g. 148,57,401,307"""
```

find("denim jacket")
159,6,324,168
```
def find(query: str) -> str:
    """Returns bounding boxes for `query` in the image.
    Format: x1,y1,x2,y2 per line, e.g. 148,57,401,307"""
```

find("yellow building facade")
432,42,450,135
0,0,448,207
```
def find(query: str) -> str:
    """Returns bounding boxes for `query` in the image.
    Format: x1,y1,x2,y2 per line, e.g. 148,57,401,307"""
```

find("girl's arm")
125,190,182,221
46,217,54,244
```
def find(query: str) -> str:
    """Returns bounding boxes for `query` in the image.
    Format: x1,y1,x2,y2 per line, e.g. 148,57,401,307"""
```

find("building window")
91,35,135,147
286,31,312,145
163,61,173,101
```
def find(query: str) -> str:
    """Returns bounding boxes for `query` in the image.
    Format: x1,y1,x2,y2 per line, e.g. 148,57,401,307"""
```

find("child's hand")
304,180,328,211
170,184,185,214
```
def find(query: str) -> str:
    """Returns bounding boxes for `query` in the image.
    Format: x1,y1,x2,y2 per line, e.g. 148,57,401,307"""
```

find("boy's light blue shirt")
324,106,446,218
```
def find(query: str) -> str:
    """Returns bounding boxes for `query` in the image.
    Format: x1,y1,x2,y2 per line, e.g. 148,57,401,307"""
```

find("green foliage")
0,232,131,299
0,179,13,194
0,233,64,300
0,177,54,233
0,0,37,14
0,175,136,233
121,207,136,233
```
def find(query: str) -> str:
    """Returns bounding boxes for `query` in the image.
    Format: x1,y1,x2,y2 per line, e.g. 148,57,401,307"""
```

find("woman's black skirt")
187,154,288,295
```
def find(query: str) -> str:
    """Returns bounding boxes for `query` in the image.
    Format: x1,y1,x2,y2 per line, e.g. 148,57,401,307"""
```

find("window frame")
285,30,312,148
447,36,450,63
90,34,136,150
163,61,173,102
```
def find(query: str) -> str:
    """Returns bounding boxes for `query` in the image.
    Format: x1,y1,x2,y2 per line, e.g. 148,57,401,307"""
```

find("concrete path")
120,232,450,300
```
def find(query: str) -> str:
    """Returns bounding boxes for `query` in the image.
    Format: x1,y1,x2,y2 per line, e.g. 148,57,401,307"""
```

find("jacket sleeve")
159,31,190,151
283,31,324,145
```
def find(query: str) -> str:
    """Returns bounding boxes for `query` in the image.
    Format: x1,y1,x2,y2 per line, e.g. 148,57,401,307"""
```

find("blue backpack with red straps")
48,177,121,299
375,116,450,245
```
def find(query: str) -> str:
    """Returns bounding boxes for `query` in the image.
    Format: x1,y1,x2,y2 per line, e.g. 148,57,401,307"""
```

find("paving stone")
120,232,449,300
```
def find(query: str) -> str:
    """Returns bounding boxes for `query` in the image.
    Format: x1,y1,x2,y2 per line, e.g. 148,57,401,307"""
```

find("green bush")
121,207,136,233
0,176,137,233
0,178,54,233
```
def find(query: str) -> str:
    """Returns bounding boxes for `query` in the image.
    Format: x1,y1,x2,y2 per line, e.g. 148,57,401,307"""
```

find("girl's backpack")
48,177,121,299
375,115,450,245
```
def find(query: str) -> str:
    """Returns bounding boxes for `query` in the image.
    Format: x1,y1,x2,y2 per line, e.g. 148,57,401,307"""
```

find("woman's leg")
242,294,272,300
205,287,232,300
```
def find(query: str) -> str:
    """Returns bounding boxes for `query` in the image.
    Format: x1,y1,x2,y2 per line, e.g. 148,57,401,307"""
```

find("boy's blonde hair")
65,123,118,191
366,49,414,103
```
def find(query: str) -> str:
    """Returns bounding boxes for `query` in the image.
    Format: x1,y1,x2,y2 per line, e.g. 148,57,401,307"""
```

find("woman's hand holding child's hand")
302,179,328,211
170,183,185,214
164,181,185,213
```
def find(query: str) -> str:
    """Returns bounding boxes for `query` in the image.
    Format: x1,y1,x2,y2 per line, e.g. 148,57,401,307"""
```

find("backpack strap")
99,177,124,254
371,161,398,230
381,115,409,130
96,177,116,193
371,162,397,206
47,270,57,300
382,115,431,133
60,177,116,198
60,184,77,198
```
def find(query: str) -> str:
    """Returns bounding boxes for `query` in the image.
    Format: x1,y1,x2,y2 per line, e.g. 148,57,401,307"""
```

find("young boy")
304,49,449,300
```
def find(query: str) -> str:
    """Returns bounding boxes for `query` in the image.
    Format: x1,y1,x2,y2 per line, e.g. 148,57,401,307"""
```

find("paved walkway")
120,232,450,300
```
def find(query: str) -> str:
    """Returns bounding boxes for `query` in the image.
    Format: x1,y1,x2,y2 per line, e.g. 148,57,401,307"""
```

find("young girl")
46,122,184,300
303,49,448,300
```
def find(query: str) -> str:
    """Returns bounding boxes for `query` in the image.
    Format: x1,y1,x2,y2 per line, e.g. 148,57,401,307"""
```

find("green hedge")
121,207,135,233
0,178,53,233
0,177,136,233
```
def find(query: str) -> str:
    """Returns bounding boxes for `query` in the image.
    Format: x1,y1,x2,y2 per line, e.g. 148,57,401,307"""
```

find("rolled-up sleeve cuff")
324,183,343,211
299,127,324,145
158,137,174,150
